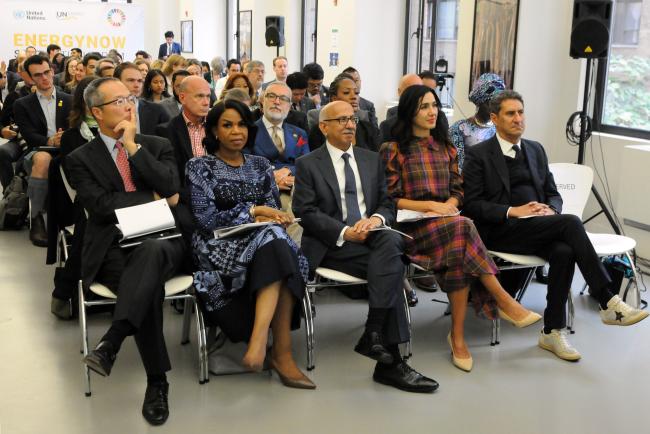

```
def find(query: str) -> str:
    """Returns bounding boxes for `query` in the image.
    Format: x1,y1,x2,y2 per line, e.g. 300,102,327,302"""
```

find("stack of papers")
397,209,460,223
115,199,177,241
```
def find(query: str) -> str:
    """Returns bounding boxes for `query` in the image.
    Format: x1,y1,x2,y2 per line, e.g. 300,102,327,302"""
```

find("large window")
301,0,318,66
594,0,650,139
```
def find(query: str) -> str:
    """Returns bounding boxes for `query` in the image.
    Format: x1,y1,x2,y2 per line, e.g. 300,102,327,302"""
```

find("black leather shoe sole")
373,372,438,393
83,354,110,377
142,409,169,426
354,344,394,364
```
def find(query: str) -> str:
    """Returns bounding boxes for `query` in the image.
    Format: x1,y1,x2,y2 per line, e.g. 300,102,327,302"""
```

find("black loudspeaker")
265,16,285,47
570,0,612,58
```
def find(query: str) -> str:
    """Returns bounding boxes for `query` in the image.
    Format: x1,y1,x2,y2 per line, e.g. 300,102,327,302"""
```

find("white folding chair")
78,275,209,396
549,163,643,308
302,267,413,371
56,166,77,265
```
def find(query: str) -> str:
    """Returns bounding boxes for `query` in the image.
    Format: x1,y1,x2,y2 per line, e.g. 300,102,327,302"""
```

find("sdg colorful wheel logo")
107,8,126,27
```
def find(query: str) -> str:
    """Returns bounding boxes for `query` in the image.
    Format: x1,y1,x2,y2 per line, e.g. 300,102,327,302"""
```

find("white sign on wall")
0,1,145,61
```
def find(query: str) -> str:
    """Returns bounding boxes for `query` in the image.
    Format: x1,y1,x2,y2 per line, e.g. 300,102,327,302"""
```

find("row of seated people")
8,56,649,426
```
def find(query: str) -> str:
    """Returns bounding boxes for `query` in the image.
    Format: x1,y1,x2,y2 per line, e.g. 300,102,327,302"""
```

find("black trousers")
483,214,611,330
320,230,410,345
95,238,186,375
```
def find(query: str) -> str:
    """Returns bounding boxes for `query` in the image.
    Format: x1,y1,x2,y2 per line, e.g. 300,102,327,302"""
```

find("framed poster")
238,10,252,62
469,0,520,91
181,20,193,53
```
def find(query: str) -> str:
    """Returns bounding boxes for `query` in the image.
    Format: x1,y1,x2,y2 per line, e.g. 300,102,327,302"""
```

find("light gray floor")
1,228,649,434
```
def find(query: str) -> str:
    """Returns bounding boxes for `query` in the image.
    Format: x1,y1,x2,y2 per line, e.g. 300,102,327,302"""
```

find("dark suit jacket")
250,108,309,133
158,42,182,59
308,118,380,152
295,97,316,114
359,96,378,128
66,134,180,286
252,118,309,174
138,98,170,135
462,135,563,239
159,97,181,118
292,145,395,270
13,90,72,151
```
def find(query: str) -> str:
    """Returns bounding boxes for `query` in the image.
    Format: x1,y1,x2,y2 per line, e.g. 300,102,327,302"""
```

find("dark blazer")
359,96,378,128
138,98,170,135
252,118,309,174
13,90,72,151
308,118,380,152
292,145,395,270
294,97,316,114
250,108,309,133
462,135,563,238
158,42,182,59
159,97,181,118
66,134,180,286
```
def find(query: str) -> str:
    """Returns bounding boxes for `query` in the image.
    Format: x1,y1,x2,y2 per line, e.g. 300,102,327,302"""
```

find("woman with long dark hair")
381,85,541,372
186,100,314,389
142,69,170,102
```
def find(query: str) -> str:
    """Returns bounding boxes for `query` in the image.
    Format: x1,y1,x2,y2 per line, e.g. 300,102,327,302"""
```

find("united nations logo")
13,10,26,20
107,8,126,27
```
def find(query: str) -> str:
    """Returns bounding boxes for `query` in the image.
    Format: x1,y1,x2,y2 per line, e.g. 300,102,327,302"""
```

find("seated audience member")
114,62,170,134
49,76,98,319
219,72,255,102
7,47,35,73
134,58,150,79
286,71,315,114
66,60,87,94
308,74,379,151
186,100,314,389
13,55,71,246
463,90,649,361
201,61,212,86
186,59,216,105
47,44,62,67
342,66,377,128
142,69,171,103
381,85,540,371
292,100,438,393
214,58,241,98
82,52,101,77
54,57,77,88
150,59,164,70
161,54,186,93
70,48,83,59
379,74,421,143
107,49,123,65
160,69,190,117
244,60,265,103
223,87,252,106
67,77,185,425
96,58,116,78
135,50,151,61
262,56,289,89
302,62,329,108
449,73,505,172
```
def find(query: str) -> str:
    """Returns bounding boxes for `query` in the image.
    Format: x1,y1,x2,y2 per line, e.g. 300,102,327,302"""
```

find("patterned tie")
115,141,137,192
272,126,284,154
341,153,362,225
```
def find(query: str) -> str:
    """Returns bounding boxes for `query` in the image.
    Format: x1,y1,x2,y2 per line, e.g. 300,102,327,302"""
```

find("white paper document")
115,199,176,240
396,209,460,223
369,226,414,239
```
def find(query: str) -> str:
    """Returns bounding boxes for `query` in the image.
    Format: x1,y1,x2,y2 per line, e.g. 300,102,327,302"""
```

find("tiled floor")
1,228,648,434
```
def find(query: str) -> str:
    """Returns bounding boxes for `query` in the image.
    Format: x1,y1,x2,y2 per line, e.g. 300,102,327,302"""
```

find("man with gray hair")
67,76,185,426
244,60,265,100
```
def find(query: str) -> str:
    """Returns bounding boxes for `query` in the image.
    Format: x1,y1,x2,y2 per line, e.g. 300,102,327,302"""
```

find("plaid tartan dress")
382,137,498,294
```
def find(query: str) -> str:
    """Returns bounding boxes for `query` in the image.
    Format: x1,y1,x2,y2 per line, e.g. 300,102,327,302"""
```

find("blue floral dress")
448,118,495,172
186,154,309,339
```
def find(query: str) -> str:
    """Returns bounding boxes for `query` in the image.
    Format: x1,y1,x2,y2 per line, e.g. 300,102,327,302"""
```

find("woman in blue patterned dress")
449,73,505,172
186,100,314,389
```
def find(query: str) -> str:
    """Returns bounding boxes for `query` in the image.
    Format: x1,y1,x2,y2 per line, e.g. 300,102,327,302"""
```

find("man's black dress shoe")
29,214,48,247
373,361,439,393
142,381,169,426
354,331,394,364
83,341,116,377
406,288,418,307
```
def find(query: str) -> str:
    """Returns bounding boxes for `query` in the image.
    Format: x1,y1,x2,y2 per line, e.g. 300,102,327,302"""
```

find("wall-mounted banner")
0,1,145,61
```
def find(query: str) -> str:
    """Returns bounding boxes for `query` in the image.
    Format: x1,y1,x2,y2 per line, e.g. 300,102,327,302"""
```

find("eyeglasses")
322,116,359,126
95,94,138,108
264,92,291,104
31,69,53,79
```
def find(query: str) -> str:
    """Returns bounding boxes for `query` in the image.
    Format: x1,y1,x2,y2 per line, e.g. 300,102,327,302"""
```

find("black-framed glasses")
31,69,53,80
95,94,138,108
264,92,291,104
322,116,359,126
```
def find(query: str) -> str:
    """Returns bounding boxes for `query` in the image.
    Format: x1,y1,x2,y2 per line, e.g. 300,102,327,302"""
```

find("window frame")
301,0,318,67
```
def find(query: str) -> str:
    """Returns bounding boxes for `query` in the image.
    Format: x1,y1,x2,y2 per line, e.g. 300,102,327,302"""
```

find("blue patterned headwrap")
469,73,506,105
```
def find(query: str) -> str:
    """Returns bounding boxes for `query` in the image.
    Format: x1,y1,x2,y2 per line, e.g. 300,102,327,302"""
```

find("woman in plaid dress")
381,85,541,372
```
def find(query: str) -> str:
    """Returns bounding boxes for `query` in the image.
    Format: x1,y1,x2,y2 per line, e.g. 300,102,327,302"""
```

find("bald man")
293,101,438,393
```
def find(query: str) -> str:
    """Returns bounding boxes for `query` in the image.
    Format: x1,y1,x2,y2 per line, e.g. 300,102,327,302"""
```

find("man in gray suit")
160,70,190,118
292,101,438,393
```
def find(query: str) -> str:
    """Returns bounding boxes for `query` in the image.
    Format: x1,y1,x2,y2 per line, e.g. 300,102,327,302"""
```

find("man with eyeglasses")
66,77,185,426
13,54,72,246
114,62,170,135
293,100,439,394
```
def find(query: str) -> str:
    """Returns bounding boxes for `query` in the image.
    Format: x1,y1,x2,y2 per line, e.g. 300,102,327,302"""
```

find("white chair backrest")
59,165,77,202
549,163,593,218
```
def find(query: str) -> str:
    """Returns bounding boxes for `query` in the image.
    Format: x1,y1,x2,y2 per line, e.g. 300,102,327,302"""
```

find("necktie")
341,153,362,225
512,144,521,159
271,126,284,154
167,43,171,56
115,141,137,192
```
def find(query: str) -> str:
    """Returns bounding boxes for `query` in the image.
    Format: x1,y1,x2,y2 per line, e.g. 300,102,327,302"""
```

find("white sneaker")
538,329,581,361
600,295,649,326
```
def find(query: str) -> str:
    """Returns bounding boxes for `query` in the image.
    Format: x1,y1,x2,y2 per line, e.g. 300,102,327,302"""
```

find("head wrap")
469,73,505,105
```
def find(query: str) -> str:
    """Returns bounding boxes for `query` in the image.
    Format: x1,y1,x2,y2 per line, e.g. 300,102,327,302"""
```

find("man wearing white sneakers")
463,90,648,362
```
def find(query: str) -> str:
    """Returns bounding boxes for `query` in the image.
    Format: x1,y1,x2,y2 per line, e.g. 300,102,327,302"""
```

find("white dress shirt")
495,132,521,158
261,115,285,151
36,87,57,139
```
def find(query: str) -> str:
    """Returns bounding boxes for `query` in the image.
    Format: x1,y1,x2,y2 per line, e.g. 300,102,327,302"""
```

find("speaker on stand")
265,16,285,57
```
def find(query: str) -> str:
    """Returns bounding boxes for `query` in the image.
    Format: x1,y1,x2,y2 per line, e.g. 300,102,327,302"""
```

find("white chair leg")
193,298,208,384
624,251,642,308
567,291,575,334
491,318,501,346
78,280,91,397
303,286,315,371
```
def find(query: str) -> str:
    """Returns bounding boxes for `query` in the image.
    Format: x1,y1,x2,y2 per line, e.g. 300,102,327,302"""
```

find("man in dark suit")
66,77,185,425
158,31,182,60
342,66,378,129
114,62,170,135
302,62,329,109
13,55,72,246
286,71,316,114
160,70,190,118
293,100,438,393
463,90,648,362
